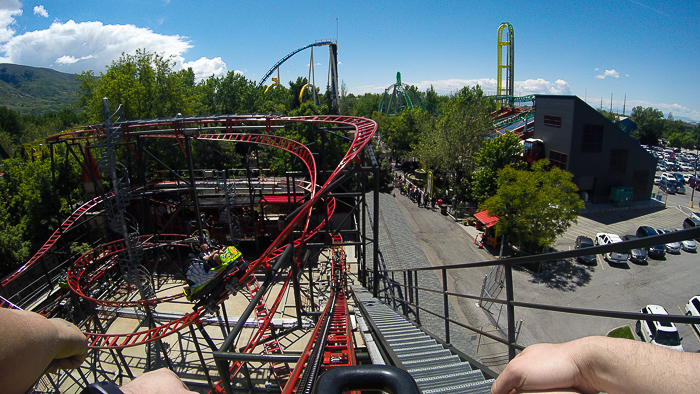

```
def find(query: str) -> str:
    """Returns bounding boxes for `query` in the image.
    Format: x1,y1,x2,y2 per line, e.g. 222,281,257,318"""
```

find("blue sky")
1,0,698,121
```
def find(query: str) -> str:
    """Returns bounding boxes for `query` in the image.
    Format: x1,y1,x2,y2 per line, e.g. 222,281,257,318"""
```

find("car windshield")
580,240,593,248
656,329,682,347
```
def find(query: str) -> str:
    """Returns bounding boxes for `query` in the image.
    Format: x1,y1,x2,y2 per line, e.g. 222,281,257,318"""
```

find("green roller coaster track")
378,72,425,116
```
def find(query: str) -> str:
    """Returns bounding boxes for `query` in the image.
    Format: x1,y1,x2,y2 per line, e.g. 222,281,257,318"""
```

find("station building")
530,95,656,205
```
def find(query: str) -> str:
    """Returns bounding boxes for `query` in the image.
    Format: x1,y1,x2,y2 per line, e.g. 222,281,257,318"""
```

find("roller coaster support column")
291,255,304,329
184,135,205,242
188,323,214,388
215,244,294,394
361,167,367,288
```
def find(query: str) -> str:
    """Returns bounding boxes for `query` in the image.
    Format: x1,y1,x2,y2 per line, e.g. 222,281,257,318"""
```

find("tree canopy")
630,106,665,146
482,160,584,253
414,86,497,178
471,132,525,205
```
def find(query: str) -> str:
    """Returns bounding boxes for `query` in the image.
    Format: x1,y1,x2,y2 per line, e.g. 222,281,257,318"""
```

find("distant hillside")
0,64,81,114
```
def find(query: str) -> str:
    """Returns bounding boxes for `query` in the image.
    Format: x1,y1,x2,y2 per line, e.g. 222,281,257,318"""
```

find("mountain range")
0,64,80,114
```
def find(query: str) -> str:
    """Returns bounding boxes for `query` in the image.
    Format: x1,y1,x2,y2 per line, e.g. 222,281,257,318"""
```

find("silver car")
656,228,681,253
674,228,697,252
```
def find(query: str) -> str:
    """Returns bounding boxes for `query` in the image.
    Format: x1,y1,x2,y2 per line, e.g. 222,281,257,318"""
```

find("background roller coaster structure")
0,103,388,393
259,40,340,109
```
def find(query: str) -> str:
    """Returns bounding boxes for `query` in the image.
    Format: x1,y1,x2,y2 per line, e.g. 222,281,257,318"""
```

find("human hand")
490,341,597,394
120,368,196,394
48,318,88,373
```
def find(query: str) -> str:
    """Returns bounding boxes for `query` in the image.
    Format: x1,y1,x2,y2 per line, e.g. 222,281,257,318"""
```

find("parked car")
685,296,700,333
673,172,686,184
655,228,681,253
654,174,662,185
622,234,648,263
574,235,596,264
595,233,629,263
636,305,684,352
673,228,697,252
661,172,676,182
658,179,676,194
671,180,685,194
635,226,666,258
683,216,700,229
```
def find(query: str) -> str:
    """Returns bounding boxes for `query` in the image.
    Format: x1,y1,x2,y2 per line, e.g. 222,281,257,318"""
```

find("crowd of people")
394,173,461,215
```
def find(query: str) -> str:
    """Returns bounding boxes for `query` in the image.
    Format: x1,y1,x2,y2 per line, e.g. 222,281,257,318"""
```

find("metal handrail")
374,226,700,362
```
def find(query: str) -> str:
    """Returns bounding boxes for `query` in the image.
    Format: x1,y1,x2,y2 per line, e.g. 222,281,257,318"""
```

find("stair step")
401,355,461,368
393,343,444,356
415,370,486,391
421,379,494,394
398,349,453,362
389,338,437,350
408,362,473,379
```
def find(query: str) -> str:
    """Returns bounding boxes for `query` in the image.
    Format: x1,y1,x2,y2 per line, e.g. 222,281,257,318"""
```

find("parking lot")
519,183,700,352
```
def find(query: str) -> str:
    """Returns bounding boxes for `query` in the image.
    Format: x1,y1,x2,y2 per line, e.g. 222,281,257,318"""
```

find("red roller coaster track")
2,115,376,358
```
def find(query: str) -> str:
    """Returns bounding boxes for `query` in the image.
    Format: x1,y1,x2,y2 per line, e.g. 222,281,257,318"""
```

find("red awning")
260,194,304,205
473,210,499,228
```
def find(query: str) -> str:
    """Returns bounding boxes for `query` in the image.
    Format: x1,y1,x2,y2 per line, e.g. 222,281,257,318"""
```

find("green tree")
471,132,525,205
78,49,199,122
414,86,496,182
482,160,584,253
630,106,664,146
0,147,82,275
373,108,424,161
350,93,382,118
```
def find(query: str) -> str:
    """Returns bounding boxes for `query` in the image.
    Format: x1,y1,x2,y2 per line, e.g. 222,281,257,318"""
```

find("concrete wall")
533,95,656,204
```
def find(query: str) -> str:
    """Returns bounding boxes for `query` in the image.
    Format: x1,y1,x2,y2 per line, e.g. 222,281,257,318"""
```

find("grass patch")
607,325,635,340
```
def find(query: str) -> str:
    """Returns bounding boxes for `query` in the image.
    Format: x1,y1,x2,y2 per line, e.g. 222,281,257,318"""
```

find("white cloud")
181,56,229,80
622,99,700,122
0,19,193,73
350,77,572,97
595,69,620,79
0,1,22,43
33,5,48,18
55,54,94,64
517,78,571,95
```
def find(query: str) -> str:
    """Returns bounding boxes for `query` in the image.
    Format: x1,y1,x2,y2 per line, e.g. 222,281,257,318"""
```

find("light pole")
690,132,699,209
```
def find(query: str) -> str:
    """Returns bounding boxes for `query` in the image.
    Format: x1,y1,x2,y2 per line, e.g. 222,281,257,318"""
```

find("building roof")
474,210,499,228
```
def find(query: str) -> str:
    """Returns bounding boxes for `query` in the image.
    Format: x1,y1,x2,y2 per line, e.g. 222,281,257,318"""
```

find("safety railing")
368,226,700,362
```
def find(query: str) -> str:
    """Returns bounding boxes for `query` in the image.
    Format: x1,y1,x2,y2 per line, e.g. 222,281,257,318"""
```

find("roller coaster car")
183,245,249,303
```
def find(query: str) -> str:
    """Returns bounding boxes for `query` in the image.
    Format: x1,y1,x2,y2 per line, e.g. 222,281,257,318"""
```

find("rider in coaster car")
198,243,223,271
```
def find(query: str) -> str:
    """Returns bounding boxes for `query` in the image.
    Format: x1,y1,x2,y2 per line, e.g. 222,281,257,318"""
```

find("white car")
685,296,700,333
594,233,628,263
661,172,676,182
673,228,697,252
636,305,684,352
656,228,681,254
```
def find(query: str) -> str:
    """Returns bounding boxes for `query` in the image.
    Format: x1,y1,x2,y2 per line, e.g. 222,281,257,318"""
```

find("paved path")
364,192,478,360
378,177,700,371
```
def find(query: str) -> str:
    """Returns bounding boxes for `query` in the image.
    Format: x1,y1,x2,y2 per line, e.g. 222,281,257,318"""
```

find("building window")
632,170,649,195
581,124,604,153
549,150,568,170
544,115,562,128
608,149,629,176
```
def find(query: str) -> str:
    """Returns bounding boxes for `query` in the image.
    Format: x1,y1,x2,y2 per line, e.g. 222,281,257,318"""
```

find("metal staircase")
353,286,494,394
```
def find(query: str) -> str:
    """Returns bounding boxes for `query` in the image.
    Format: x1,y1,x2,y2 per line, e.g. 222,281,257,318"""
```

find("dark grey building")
532,95,656,204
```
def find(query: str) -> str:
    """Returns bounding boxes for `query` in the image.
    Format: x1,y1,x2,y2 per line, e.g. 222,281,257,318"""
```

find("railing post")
414,271,420,326
442,268,450,344
402,271,408,317
505,261,516,360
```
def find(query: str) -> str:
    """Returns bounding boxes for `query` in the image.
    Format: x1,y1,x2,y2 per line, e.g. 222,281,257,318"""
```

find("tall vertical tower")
497,22,515,108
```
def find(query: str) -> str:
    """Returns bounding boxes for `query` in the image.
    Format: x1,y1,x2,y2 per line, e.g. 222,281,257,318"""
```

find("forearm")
0,310,66,393
574,336,700,394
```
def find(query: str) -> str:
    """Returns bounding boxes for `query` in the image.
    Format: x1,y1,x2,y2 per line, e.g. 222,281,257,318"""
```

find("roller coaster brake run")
0,113,389,393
